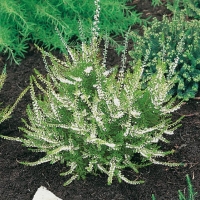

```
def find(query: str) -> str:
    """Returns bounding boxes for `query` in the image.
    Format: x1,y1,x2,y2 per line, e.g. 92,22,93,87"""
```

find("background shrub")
167,0,200,19
151,0,200,19
129,14,200,100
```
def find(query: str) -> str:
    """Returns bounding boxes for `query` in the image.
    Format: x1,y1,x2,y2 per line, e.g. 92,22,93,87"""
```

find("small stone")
32,186,62,200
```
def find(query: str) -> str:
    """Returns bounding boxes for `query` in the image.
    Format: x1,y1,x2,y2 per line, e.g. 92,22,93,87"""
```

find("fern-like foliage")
129,13,200,100
0,0,183,186
0,0,143,64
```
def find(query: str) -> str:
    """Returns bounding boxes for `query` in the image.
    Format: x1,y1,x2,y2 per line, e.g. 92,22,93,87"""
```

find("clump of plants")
0,66,29,124
129,13,200,100
0,0,183,186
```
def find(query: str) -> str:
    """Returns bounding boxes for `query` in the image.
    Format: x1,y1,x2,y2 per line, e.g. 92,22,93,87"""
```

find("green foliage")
152,194,156,200
151,0,200,19
167,0,200,19
129,14,200,100
0,66,12,123
0,11,29,65
0,0,142,64
1,42,183,185
178,175,197,200
151,0,163,7
152,174,197,200
0,66,29,124
0,66,6,92
0,31,184,188
0,0,183,186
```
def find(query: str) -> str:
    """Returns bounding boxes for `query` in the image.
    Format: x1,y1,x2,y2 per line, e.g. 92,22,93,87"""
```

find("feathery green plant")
0,0,142,64
129,13,200,100
0,0,183,186
0,17,29,65
0,66,29,123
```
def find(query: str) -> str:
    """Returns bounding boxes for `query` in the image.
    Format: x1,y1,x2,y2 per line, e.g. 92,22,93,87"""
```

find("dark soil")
0,1,200,199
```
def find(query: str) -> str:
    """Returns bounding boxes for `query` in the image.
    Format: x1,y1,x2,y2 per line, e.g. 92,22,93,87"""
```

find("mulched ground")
0,1,200,199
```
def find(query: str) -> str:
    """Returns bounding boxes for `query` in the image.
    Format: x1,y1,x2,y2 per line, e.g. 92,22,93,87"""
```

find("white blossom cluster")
92,0,100,42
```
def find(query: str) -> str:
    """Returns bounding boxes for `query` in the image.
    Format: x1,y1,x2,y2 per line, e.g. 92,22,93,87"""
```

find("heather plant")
0,0,183,186
0,0,142,64
0,66,29,123
129,14,200,100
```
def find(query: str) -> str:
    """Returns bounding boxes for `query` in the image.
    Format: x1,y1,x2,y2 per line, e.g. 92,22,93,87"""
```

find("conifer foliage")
0,0,183,186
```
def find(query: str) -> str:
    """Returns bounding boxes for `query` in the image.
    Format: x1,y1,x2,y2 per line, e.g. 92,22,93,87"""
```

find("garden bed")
0,0,200,199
